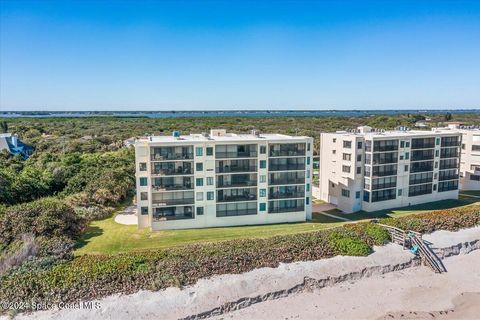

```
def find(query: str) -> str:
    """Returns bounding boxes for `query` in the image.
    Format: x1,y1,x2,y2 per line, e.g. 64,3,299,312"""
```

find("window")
405,152,409,160
259,175,266,183
433,184,437,191
363,191,370,202
333,138,337,143
341,189,350,197
141,207,148,215
462,144,465,150
435,150,439,157
207,191,214,200
139,177,148,186
405,142,410,148
355,191,361,199
196,147,203,156
260,145,266,154
342,165,351,173
259,189,266,197
435,161,438,168
357,141,362,149
197,207,204,215
196,192,203,201
139,162,147,171
356,167,361,174
307,157,311,165
473,145,480,151
332,150,336,154
207,177,214,185
357,155,362,162
436,138,440,145
400,155,404,160
398,189,402,196
259,203,266,211
306,170,310,178
196,163,203,171
196,178,204,186
306,184,310,192
307,143,311,151
404,165,409,172
343,153,352,161
343,140,352,148
140,192,148,200
260,160,266,169
372,188,396,202
471,174,480,181
400,141,405,148
206,147,213,156
306,197,310,205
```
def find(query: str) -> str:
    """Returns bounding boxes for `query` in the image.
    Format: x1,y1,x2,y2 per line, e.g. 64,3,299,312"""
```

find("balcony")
151,153,194,161
152,167,193,175
411,138,435,150
269,177,305,185
152,183,193,191
217,180,257,188
217,194,257,202
269,191,305,199
152,206,194,221
152,198,195,206
216,208,257,217
216,165,257,173
268,163,306,171
269,143,306,157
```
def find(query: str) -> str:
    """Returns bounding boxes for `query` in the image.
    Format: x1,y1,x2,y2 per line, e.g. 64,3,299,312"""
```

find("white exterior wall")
459,130,480,190
319,128,461,213
135,132,313,230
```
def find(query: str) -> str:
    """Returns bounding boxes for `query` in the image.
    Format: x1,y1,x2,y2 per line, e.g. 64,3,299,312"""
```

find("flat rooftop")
330,126,461,138
136,130,310,144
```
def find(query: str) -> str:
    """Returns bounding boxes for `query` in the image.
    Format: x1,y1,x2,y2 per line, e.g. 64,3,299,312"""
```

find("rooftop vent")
250,129,260,136
172,131,181,138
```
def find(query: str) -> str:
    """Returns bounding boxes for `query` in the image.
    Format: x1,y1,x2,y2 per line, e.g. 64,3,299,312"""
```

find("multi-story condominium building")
319,126,461,213
135,129,313,230
434,122,480,190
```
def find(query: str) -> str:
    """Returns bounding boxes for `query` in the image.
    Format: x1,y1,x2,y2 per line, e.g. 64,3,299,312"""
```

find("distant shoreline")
1,109,479,118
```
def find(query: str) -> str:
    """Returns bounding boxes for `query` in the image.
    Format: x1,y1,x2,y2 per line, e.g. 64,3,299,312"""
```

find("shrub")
380,206,480,234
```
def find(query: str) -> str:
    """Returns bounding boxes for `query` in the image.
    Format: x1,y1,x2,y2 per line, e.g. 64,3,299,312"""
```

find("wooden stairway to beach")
375,222,446,273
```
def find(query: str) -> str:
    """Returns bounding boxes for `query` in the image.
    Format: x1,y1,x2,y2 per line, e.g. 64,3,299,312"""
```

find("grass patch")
75,212,345,255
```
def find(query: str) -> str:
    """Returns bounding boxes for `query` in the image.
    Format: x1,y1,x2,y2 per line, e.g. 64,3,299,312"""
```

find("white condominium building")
319,126,461,213
434,122,480,190
135,129,313,230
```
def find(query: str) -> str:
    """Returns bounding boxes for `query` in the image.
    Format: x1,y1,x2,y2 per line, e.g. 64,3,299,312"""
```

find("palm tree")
0,121,8,133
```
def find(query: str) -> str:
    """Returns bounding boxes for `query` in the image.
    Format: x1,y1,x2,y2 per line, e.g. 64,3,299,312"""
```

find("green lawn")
75,212,345,255
76,195,479,256
460,190,480,197
326,198,479,221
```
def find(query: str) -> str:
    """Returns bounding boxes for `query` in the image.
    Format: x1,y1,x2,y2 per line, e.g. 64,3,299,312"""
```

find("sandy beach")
7,226,480,320
214,249,480,320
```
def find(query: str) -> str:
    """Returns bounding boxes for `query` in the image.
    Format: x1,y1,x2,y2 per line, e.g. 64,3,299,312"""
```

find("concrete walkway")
312,203,337,212
460,193,480,199
317,211,351,221
114,205,138,225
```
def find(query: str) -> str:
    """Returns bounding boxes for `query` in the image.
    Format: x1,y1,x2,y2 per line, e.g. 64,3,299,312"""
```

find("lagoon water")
2,109,478,118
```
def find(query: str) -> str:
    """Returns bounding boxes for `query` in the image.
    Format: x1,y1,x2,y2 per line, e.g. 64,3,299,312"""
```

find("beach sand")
215,250,480,320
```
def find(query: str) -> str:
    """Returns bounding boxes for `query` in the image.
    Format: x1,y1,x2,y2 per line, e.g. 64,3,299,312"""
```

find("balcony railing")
269,150,306,157
216,180,258,188
151,153,194,161
152,198,195,206
372,182,397,190
216,209,257,217
152,184,193,191
268,206,305,214
152,168,193,175
439,174,459,181
216,165,257,173
269,178,305,185
217,194,257,202
269,192,305,199
268,164,306,171
215,152,257,159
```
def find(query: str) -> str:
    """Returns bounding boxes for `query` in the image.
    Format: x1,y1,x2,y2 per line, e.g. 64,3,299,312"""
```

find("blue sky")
1,0,479,111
